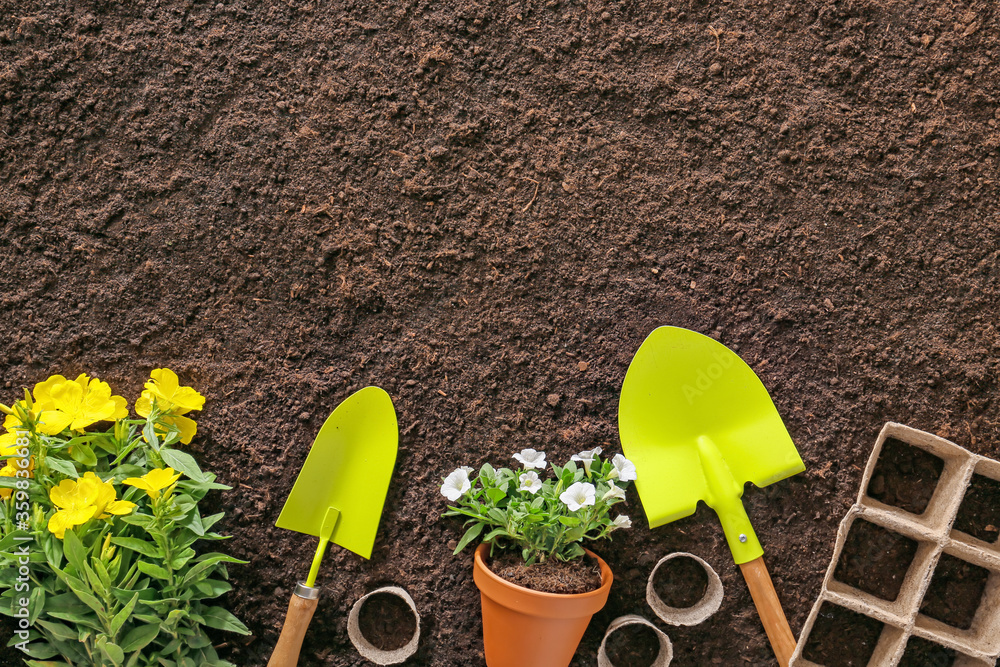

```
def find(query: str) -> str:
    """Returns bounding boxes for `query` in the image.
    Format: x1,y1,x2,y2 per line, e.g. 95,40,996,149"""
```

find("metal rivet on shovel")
646,553,724,626
268,387,399,667
619,326,806,666
348,586,420,665
597,615,673,667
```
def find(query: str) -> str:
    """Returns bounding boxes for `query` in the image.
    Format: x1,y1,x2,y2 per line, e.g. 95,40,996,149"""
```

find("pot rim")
473,542,613,601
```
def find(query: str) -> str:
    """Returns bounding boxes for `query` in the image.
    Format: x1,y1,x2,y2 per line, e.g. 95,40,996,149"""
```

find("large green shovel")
267,386,398,667
619,327,805,666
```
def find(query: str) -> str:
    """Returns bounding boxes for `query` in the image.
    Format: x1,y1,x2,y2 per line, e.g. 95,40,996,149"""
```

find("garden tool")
268,386,398,667
618,326,805,666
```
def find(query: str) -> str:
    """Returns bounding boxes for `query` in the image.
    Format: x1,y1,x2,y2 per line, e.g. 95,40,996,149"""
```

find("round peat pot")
347,586,420,665
472,543,613,667
646,552,723,627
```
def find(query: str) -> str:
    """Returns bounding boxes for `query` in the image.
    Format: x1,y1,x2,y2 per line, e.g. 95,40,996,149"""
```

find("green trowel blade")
619,326,805,532
275,386,398,560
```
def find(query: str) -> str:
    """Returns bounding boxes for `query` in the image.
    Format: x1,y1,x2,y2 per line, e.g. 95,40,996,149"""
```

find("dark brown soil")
604,623,661,667
919,553,990,630
488,551,603,594
802,602,884,667
953,472,1000,543
867,438,945,515
3,0,1000,664
834,519,918,601
652,555,710,608
357,592,418,651
898,636,956,667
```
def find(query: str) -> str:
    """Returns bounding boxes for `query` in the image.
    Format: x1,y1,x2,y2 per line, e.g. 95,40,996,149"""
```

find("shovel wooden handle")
739,556,796,667
267,587,319,667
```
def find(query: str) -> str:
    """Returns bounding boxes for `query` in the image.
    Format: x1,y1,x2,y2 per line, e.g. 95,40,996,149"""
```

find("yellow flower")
46,473,133,538
83,472,136,518
136,369,205,416
0,463,17,501
123,467,182,500
33,374,128,435
0,438,34,501
0,429,20,456
47,476,101,539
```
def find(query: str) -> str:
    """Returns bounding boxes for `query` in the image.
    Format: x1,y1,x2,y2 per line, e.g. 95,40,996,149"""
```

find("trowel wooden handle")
267,587,320,667
739,556,797,667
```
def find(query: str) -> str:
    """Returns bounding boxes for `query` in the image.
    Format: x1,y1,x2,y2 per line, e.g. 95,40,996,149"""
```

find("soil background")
1,0,999,664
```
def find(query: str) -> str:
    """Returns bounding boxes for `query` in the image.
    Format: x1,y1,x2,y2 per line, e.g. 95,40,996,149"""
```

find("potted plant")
440,446,636,667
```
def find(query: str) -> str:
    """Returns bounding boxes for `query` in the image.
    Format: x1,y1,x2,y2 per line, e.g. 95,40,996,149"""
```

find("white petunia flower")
611,454,637,482
513,448,547,470
602,481,626,501
441,468,472,501
571,447,603,465
560,482,596,511
519,471,542,494
612,515,632,529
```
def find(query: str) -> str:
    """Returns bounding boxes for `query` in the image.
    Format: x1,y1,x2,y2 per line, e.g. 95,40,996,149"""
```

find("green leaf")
169,547,196,570
0,530,31,553
557,516,581,527
110,592,139,635
97,637,125,666
136,560,171,581
141,422,159,450
199,606,250,635
180,553,244,587
193,579,232,599
62,529,87,575
20,642,60,660
46,457,80,478
27,583,45,624
178,508,205,537
163,608,188,631
159,448,207,483
119,623,160,653
110,537,163,559
479,463,496,483
453,523,483,554
119,513,156,531
42,533,64,569
92,558,113,594
57,571,106,617
482,528,509,542
69,444,98,467
200,512,226,532
36,619,77,641
485,488,507,504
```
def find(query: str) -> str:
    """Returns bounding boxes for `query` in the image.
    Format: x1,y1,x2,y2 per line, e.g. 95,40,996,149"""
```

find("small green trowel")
267,386,398,667
619,327,805,666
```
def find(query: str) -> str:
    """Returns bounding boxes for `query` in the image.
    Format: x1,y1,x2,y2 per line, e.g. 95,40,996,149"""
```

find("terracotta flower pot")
472,543,613,667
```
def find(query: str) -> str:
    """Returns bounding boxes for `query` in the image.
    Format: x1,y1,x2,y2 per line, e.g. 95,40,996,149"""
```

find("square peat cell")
953,472,1000,543
919,553,990,630
834,519,918,602
802,602,885,667
897,636,956,667
867,437,944,515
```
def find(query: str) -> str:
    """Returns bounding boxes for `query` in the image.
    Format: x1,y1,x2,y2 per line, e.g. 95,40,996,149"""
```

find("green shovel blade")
275,386,398,560
619,326,804,564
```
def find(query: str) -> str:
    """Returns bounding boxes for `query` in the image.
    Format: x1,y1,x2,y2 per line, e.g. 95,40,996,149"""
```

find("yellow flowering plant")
0,369,248,667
